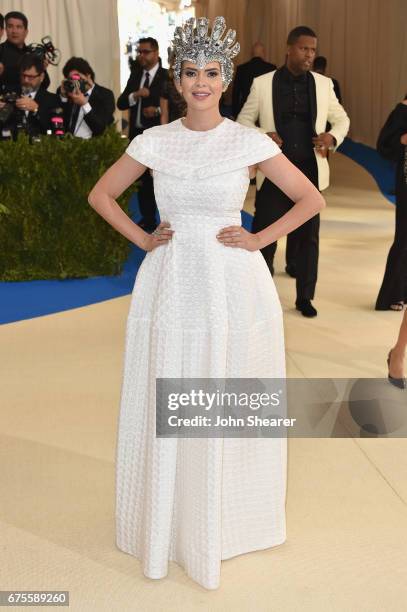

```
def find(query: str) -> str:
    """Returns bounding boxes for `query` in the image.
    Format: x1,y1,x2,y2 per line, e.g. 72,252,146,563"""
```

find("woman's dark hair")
63,57,95,81
0,13,5,30
20,53,44,74
287,26,317,45
5,11,28,29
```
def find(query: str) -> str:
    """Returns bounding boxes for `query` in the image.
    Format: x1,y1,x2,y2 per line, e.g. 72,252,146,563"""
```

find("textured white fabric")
116,117,287,590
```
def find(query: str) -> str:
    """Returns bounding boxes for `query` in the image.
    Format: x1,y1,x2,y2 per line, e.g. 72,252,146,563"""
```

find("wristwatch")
155,107,161,117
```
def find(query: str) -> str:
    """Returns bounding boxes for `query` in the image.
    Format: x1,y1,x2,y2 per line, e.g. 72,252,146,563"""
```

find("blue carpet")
338,137,396,204
0,195,253,325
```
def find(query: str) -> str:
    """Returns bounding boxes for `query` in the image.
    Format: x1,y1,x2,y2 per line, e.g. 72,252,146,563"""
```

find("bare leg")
389,310,407,378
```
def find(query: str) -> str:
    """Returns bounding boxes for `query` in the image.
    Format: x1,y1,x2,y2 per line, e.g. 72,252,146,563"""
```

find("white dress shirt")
27,90,37,116
60,84,95,139
73,84,95,139
128,62,160,107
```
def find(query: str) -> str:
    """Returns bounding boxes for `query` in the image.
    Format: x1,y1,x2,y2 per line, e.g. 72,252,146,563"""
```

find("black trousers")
375,196,407,309
286,232,299,268
134,128,158,229
252,156,319,301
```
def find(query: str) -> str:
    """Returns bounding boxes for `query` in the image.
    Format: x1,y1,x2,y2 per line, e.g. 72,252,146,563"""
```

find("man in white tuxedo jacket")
238,26,350,317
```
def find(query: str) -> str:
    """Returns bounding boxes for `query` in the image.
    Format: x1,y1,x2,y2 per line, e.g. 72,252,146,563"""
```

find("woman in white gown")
88,16,325,590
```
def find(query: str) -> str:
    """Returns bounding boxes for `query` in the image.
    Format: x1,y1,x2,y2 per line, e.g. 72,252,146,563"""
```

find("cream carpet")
1,152,406,611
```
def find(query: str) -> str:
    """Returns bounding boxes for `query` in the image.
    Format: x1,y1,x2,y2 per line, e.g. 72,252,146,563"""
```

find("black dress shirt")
278,65,315,162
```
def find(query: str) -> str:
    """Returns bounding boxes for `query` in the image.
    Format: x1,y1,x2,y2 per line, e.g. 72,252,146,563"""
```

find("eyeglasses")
21,72,42,79
136,49,154,55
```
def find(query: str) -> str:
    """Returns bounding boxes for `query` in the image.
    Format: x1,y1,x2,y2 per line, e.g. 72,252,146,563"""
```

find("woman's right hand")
141,221,174,251
400,132,407,145
267,132,283,147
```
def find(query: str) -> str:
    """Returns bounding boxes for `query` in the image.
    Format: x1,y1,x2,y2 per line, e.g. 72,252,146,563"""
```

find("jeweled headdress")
171,16,240,90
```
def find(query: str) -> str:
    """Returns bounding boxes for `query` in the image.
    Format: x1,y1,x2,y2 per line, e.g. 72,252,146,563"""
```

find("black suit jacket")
1,87,58,137
58,83,115,136
377,102,407,164
0,40,51,93
26,88,59,135
232,57,276,118
117,65,168,139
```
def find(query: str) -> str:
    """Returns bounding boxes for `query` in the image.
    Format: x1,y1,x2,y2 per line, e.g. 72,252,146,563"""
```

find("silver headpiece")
171,16,240,90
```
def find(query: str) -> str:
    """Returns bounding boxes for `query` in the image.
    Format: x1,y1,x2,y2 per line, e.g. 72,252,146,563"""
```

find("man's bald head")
251,42,266,60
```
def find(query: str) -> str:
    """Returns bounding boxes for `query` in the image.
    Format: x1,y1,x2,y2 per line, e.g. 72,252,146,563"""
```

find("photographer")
0,11,50,93
0,54,58,138
58,57,115,138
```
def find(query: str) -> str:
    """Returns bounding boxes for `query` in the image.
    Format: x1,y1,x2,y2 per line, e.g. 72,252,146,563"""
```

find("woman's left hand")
216,226,261,251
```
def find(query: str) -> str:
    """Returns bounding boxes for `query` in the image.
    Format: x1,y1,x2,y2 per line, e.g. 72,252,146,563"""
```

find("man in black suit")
117,37,168,231
313,56,342,103
238,26,350,318
283,55,343,279
0,11,50,93
0,53,58,138
58,57,115,138
232,42,276,118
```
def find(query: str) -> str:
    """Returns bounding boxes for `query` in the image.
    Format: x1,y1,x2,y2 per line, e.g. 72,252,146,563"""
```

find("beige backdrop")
1,0,406,146
0,0,121,104
197,0,407,147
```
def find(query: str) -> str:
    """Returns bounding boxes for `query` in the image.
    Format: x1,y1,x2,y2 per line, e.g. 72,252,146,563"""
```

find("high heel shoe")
389,302,404,311
387,351,407,389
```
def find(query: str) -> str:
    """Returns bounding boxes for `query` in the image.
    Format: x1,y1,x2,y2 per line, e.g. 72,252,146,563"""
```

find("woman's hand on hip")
216,226,261,251
142,221,174,251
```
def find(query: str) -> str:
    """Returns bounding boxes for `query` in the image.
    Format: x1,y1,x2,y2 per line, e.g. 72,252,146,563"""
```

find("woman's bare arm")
255,153,325,248
88,153,172,251
218,152,325,250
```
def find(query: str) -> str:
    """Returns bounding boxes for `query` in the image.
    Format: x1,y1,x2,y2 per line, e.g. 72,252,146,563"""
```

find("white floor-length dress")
115,117,287,590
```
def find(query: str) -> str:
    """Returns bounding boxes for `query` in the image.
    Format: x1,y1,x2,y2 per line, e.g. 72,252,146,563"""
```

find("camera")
50,108,65,137
0,90,28,137
62,75,88,95
0,91,19,124
26,36,61,66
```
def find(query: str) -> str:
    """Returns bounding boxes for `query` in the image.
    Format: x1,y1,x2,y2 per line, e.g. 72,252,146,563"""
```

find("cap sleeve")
124,122,282,178
245,129,282,164
196,125,282,178
125,132,155,168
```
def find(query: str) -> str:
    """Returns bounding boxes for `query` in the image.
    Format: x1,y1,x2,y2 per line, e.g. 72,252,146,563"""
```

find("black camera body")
62,77,88,95
0,91,19,124
0,91,18,104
